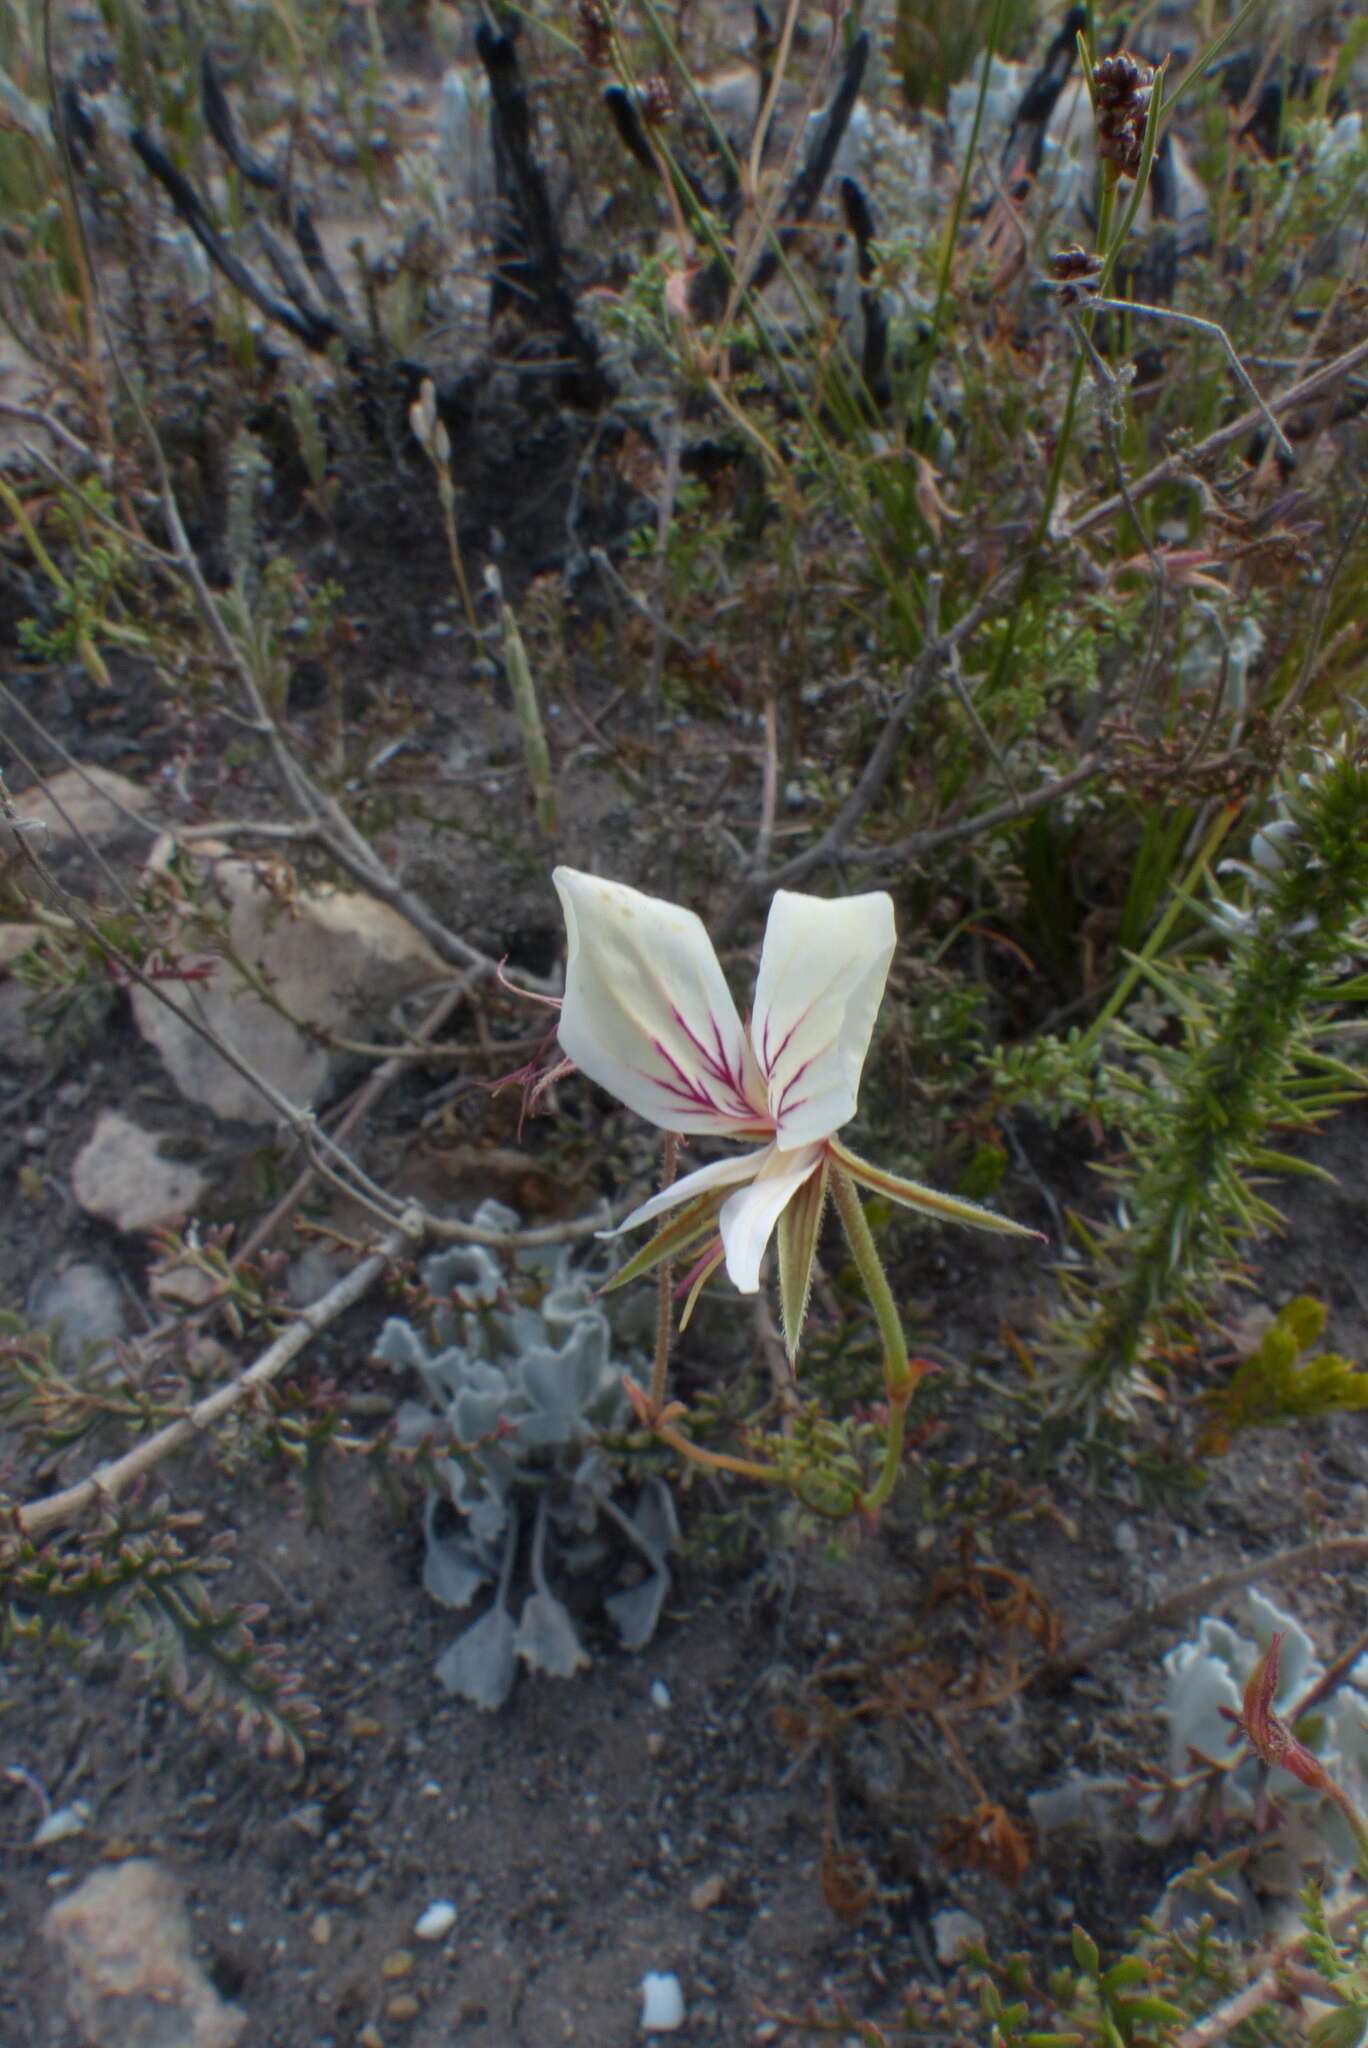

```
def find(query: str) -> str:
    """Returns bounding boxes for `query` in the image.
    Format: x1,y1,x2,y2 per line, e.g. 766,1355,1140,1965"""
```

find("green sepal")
830,1140,1041,1240
598,1194,723,1293
776,1154,828,1362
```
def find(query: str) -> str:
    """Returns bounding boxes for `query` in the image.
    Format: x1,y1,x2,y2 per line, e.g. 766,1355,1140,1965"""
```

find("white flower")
553,868,1030,1329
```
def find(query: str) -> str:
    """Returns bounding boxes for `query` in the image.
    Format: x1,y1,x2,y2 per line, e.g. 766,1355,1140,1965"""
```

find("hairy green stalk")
1069,741,1368,1406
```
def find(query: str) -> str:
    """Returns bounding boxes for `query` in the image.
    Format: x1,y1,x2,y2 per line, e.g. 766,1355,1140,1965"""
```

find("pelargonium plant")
549,868,1039,1511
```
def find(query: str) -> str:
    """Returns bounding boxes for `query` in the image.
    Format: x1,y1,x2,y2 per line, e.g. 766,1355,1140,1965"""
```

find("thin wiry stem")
1085,295,1293,460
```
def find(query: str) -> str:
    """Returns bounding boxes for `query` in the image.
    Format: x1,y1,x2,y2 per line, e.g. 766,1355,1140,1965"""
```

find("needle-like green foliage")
1060,739,1368,1406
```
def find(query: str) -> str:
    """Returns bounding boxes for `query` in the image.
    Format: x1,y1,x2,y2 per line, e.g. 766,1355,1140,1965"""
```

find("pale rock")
150,1261,222,1310
43,1857,247,2048
29,1261,130,1364
288,1245,342,1307
931,1907,985,1966
130,852,447,1125
71,1111,209,1233
9,764,153,846
0,921,42,969
33,1800,91,1847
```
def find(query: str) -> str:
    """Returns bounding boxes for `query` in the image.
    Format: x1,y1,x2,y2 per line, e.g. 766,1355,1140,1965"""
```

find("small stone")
9,765,154,846
358,2029,384,2048
931,1908,985,1966
413,1901,456,1942
288,1247,341,1307
646,1732,666,1760
310,1913,332,1947
128,849,446,1127
640,1972,685,2032
688,1874,726,1911
649,1680,672,1710
71,1111,209,1234
348,1715,383,1739
33,1802,90,1848
386,1993,421,2021
287,1803,325,1840
29,1262,129,1366
151,1261,221,1310
44,1858,246,2047
381,1949,414,1979
0,922,42,970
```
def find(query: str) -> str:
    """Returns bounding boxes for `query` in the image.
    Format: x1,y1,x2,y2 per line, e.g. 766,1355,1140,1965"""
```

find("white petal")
718,1143,822,1292
554,869,766,1135
751,890,895,1149
607,1149,764,1237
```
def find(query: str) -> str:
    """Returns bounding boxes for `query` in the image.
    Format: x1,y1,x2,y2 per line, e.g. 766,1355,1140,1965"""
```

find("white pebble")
413,1900,457,1941
649,1679,672,1710
32,1802,90,1848
640,1971,685,2032
931,1907,985,1965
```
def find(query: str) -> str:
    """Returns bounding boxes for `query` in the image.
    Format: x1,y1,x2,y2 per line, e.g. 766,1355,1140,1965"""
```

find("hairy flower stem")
649,1133,678,1416
830,1166,911,1394
1076,744,1368,1403
829,1163,913,1511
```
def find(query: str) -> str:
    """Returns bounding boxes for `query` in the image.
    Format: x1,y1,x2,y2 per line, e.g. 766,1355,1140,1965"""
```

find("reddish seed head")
576,0,613,67
1241,1633,1334,1795
1093,51,1155,180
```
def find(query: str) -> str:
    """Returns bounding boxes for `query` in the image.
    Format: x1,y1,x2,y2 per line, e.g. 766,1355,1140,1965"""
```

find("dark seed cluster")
575,0,613,68
1049,242,1104,305
1094,52,1155,179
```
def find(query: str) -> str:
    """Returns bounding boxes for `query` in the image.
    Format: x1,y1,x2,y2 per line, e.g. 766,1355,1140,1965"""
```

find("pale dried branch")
1039,1532,1368,1686
1174,1884,1364,2048
13,1213,425,1541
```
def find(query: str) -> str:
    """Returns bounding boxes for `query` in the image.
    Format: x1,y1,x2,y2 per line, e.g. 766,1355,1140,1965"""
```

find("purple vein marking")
772,1059,814,1122
640,1006,765,1125
758,1002,824,1122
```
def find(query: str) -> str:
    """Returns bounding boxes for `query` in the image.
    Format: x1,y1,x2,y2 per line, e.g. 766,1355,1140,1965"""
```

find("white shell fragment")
649,1680,673,1710
413,1900,457,1942
640,1970,685,2032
